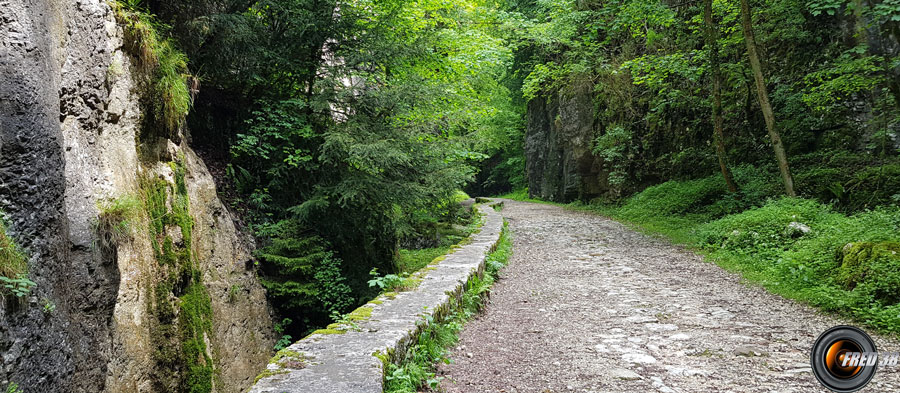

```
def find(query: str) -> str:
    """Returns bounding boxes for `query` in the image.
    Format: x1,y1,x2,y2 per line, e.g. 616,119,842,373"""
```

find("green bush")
695,198,900,332
696,198,838,257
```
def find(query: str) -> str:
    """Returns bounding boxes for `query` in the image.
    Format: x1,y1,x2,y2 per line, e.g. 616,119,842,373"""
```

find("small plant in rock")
6,382,21,393
96,195,142,250
41,298,56,314
367,268,406,291
0,274,35,298
227,284,242,303
329,311,362,332
273,318,293,351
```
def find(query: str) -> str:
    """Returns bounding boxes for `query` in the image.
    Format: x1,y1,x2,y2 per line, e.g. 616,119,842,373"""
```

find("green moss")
370,299,384,305
269,349,309,370
159,237,176,265
347,306,373,321
311,328,346,335
179,280,214,393
837,241,900,299
253,368,289,384
383,292,398,300
271,349,301,363
141,160,214,393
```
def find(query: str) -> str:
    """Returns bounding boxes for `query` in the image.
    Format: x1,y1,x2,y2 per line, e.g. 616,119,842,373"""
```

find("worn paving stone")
437,200,900,393
249,203,504,393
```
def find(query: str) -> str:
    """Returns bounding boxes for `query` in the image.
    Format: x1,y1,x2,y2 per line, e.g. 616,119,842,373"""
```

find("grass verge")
382,222,512,393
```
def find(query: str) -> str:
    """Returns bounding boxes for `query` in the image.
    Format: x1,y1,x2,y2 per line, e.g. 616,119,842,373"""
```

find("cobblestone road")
438,200,900,393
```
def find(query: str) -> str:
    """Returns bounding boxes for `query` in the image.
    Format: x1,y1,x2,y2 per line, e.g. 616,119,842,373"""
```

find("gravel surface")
437,200,900,393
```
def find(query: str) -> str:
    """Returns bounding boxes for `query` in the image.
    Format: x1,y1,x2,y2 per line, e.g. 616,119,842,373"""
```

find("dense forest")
123,0,899,343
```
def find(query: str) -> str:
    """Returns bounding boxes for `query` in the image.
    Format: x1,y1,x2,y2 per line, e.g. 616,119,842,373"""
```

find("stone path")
437,200,900,393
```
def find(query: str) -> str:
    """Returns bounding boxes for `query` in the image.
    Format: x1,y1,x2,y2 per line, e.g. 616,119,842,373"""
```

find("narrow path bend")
438,200,900,393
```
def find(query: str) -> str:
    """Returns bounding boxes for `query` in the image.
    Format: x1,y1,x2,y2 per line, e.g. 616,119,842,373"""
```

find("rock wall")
0,0,274,391
524,81,608,202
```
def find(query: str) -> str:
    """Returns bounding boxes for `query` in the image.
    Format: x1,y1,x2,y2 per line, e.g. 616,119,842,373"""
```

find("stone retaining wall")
249,202,504,393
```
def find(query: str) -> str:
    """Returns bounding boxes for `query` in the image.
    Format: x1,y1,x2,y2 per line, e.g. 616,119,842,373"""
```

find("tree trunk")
703,0,738,193
739,0,797,196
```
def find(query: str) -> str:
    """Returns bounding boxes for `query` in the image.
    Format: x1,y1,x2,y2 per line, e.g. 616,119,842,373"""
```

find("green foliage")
113,0,192,134
153,42,192,133
5,383,20,393
792,153,900,211
96,195,142,250
803,48,884,112
273,318,293,351
367,269,414,292
0,275,35,299
256,220,354,336
41,297,56,314
616,175,728,222
511,0,899,201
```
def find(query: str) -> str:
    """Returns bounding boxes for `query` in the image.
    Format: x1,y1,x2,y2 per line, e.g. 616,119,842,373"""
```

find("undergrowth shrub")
256,219,354,337
792,151,900,212
696,198,838,258
616,175,726,221
0,217,33,299
696,198,900,332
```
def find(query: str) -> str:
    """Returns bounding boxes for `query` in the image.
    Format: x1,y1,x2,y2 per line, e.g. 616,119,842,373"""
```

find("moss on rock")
837,241,900,303
142,158,216,393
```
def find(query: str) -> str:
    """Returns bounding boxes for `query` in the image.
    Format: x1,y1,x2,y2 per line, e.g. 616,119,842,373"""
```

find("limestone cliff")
525,81,608,202
0,0,274,391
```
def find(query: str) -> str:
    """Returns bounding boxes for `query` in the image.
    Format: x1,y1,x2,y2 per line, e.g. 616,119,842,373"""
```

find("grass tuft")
112,0,193,135
96,195,142,250
0,219,27,279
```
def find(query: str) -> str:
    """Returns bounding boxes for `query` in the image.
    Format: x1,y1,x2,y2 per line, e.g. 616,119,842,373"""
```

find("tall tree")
739,0,796,196
703,0,737,193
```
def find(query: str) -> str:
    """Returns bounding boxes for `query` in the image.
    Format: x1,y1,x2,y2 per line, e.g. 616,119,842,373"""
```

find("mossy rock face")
837,241,900,302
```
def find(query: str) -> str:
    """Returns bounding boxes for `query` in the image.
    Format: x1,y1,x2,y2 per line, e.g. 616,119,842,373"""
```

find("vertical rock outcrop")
525,81,608,202
0,0,274,391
